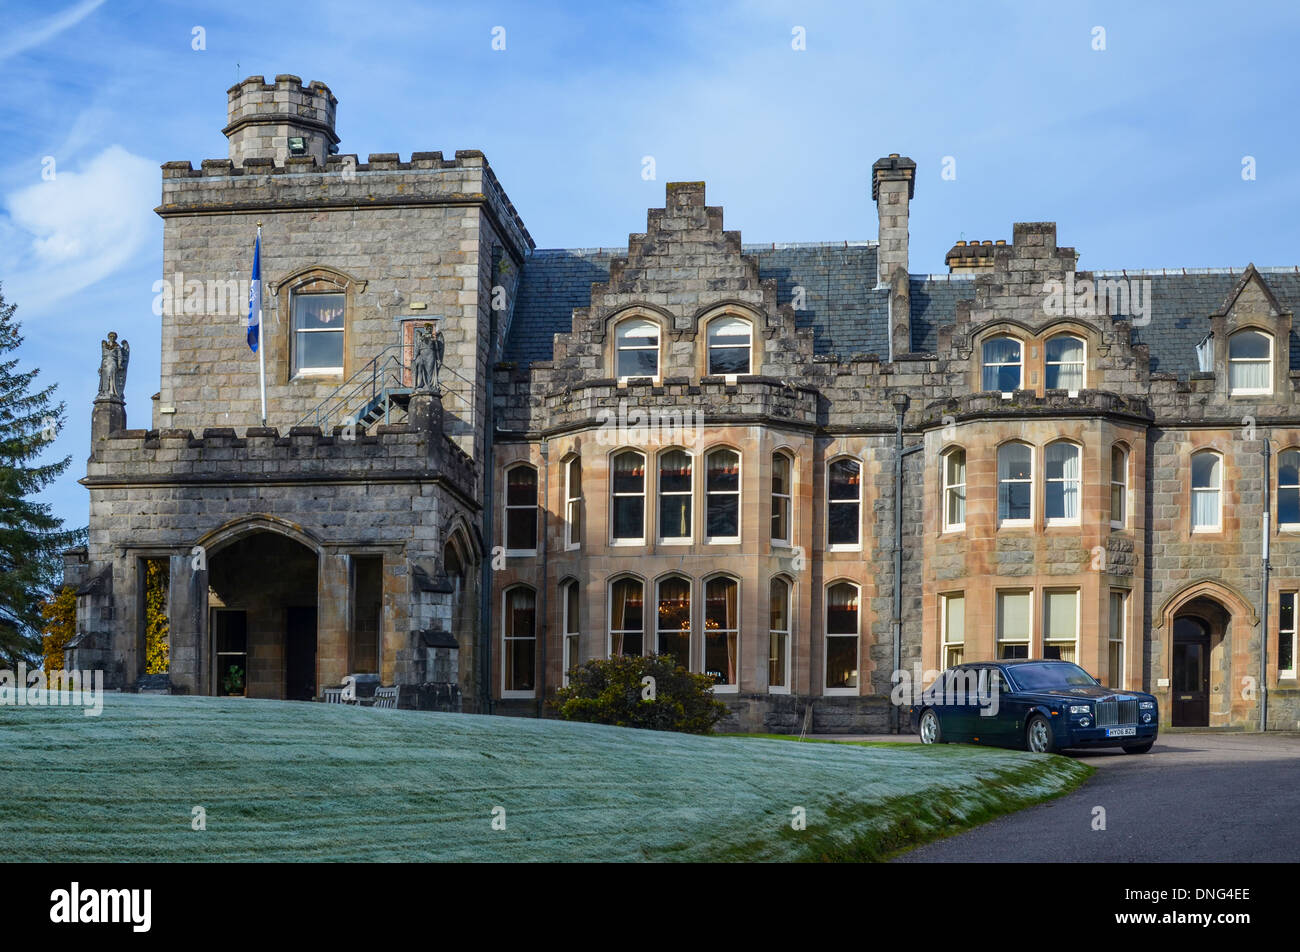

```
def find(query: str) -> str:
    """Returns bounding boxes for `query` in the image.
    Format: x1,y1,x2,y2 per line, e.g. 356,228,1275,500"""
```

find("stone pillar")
407,389,444,435
872,154,916,360
167,553,206,694
91,398,125,459
317,549,349,691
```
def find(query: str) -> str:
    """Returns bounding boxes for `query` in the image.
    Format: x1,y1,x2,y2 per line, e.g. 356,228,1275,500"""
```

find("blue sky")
2,0,1299,530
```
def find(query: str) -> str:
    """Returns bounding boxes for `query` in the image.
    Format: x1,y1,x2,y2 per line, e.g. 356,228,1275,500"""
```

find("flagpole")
256,221,267,426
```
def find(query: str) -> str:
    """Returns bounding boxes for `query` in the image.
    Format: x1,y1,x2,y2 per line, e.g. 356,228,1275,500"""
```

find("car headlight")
1139,701,1155,710
1068,705,1091,714
1142,712,1153,723
1079,716,1092,728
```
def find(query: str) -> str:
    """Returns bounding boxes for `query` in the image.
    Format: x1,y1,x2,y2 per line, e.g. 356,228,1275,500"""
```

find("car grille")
1095,697,1138,727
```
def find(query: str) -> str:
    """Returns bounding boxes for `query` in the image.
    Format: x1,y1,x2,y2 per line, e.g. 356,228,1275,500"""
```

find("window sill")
1191,526,1222,535
710,685,739,694
1045,519,1081,529
771,539,792,548
827,544,862,553
705,538,741,546
823,687,859,697
768,686,791,695
657,538,692,546
501,692,536,700
997,520,1033,530
942,524,966,534
504,549,537,559
609,538,646,547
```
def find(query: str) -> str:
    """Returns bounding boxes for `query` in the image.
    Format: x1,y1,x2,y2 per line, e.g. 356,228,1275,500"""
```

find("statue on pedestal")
97,332,129,400
412,323,444,392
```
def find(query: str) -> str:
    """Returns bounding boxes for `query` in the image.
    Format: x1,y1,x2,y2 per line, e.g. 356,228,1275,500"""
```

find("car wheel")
1122,741,1154,754
1025,714,1056,753
919,708,945,744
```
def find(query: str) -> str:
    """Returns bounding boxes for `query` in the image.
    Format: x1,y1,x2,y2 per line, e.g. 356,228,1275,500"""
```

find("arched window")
608,577,644,657
611,451,646,542
942,448,966,530
1111,445,1128,527
655,576,691,665
562,580,580,686
1228,330,1272,394
771,452,793,545
614,318,660,379
1045,441,1081,524
704,576,739,690
504,464,538,553
292,291,346,375
997,443,1033,525
827,457,861,548
705,448,741,542
769,577,791,692
657,449,692,542
825,581,860,691
502,586,536,696
982,336,1022,393
1191,450,1222,531
1279,450,1300,529
706,316,752,375
564,456,582,549
1045,334,1086,392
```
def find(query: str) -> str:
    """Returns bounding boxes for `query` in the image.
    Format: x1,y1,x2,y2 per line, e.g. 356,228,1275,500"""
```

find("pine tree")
0,283,85,667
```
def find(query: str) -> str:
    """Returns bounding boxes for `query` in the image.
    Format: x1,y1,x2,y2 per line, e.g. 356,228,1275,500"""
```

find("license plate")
1106,727,1136,737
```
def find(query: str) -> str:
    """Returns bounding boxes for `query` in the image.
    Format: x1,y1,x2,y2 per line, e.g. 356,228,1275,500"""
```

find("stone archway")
1157,579,1256,728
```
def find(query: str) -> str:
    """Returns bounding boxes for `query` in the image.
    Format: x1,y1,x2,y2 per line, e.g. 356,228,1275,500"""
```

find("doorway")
1172,616,1210,726
286,606,318,701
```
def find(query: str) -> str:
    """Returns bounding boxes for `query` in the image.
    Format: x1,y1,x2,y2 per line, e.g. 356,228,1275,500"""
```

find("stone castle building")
63,75,1300,732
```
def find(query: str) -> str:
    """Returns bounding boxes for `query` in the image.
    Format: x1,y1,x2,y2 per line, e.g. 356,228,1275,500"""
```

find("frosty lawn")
0,694,1091,861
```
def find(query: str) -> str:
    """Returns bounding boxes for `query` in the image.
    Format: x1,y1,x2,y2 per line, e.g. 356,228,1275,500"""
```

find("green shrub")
551,654,728,734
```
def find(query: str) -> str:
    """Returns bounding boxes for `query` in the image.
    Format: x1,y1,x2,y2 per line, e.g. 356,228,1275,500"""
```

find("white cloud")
0,0,107,64
2,144,157,310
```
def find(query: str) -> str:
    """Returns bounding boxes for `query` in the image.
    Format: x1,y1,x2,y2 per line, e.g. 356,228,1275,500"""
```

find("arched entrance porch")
1158,579,1258,728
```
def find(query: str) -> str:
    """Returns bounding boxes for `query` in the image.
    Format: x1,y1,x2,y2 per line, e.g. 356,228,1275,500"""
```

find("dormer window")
1228,330,1272,395
706,317,752,375
982,337,1022,394
1045,335,1085,393
292,292,345,375
614,319,660,379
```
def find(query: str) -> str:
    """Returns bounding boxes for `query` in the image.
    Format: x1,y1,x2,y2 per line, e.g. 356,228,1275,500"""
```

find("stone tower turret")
224,74,339,167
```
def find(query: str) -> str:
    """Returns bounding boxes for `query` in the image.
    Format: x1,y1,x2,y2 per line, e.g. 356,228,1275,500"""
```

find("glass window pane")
829,459,860,500
944,595,964,644
1045,591,1078,639
828,502,859,545
293,294,345,330
708,345,750,376
1192,453,1219,489
1229,331,1270,360
296,330,343,370
826,583,858,635
506,467,536,505
998,592,1031,641
826,637,858,689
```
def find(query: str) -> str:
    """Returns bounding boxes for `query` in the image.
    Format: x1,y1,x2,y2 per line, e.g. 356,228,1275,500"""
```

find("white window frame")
826,456,863,551
656,448,694,545
982,336,1023,396
1042,589,1080,663
1045,333,1086,396
1280,591,1297,680
503,463,538,557
703,575,740,693
704,447,742,545
1110,445,1128,529
290,290,346,377
942,447,967,532
564,456,582,550
768,576,792,694
562,580,580,687
706,315,753,377
607,576,645,659
1109,589,1127,688
823,580,861,696
654,575,692,666
609,450,647,546
997,442,1034,528
501,586,537,699
771,451,793,547
1227,329,1273,396
1191,450,1223,533
1278,449,1300,531
941,592,965,669
614,318,661,382
996,589,1033,660
1044,441,1082,527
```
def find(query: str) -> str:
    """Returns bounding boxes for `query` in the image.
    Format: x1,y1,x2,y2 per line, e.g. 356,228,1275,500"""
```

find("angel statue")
97,332,130,399
412,323,444,392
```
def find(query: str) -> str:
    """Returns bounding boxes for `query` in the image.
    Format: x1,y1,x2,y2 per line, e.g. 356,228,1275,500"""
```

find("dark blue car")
907,659,1158,754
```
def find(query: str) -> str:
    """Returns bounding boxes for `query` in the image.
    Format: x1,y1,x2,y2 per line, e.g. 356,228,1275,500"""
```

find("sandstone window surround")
1044,441,1082,526
1227,328,1273,396
1045,333,1086,394
608,575,645,657
291,292,345,376
610,450,647,545
657,448,693,544
996,590,1032,660
704,314,753,377
768,576,792,694
564,456,582,550
562,579,580,687
1278,449,1300,530
824,580,861,694
503,463,539,556
1191,450,1223,533
981,336,1023,395
997,442,1034,527
942,447,967,532
941,592,965,668
770,451,793,546
271,266,365,384
1109,589,1128,687
704,447,741,544
1043,589,1080,663
613,317,661,381
826,457,862,550
1279,592,1297,679
502,585,537,698
1111,445,1130,529
656,575,692,667
704,575,740,692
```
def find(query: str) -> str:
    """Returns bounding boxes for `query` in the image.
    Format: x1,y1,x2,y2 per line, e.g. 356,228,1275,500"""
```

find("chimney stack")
872,154,916,360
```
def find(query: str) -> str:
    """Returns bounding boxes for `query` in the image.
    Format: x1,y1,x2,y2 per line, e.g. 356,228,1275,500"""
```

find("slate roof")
504,246,1300,380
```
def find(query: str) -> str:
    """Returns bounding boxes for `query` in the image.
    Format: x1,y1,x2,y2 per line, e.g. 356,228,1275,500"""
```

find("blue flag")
247,231,261,352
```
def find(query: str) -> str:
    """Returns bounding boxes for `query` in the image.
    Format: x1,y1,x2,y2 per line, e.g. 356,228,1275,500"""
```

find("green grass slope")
0,694,1091,862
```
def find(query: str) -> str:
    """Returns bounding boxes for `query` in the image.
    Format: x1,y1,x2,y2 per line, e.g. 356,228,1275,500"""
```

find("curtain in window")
505,588,536,692
1228,331,1271,391
656,577,691,663
998,444,1032,520
1192,453,1221,528
612,452,645,539
1046,336,1084,390
610,578,643,656
704,578,738,685
982,338,1021,391
706,450,740,538
659,450,692,538
1045,443,1080,520
945,450,966,525
997,592,1031,642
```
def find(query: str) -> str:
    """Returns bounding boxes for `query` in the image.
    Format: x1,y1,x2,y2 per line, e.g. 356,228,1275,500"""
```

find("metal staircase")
298,345,412,432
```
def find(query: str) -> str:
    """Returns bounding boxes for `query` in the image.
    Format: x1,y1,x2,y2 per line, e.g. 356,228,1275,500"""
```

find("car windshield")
1007,662,1099,690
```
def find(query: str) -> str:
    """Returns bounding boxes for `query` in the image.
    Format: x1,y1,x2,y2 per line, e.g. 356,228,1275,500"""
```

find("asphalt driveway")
893,732,1300,862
